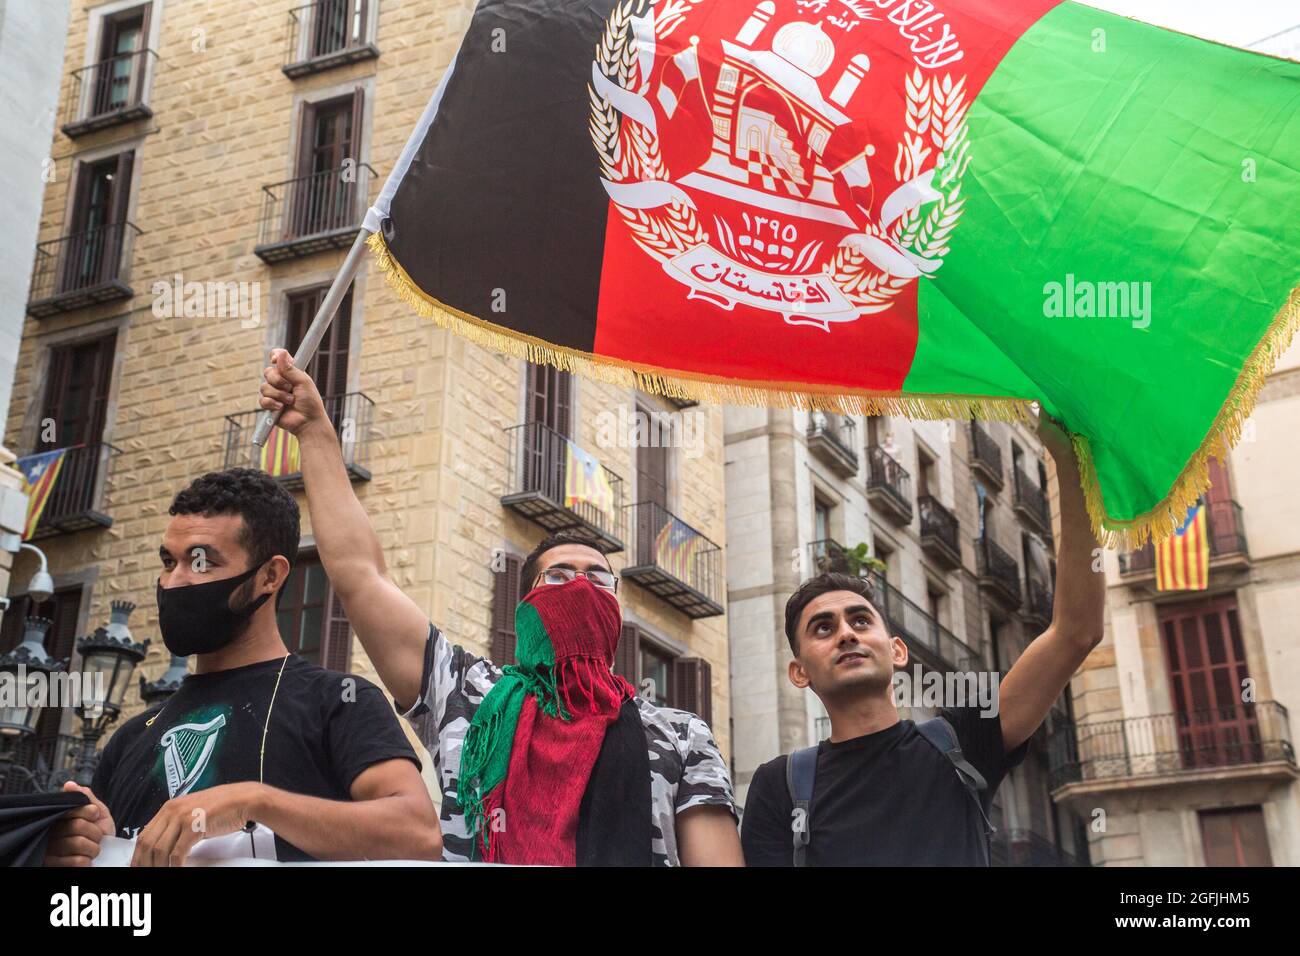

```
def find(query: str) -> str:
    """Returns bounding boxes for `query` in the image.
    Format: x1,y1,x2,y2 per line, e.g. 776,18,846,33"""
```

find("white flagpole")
251,227,373,447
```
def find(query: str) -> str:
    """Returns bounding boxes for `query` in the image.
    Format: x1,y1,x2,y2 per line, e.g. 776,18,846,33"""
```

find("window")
613,623,713,724
491,552,524,665
814,497,831,543
639,644,672,707
1199,806,1272,866
525,362,571,438
309,0,369,59
287,284,352,410
917,448,936,498
63,152,134,294
92,4,150,117
275,554,353,671
635,404,668,509
33,334,117,529
1158,596,1259,768
290,90,364,238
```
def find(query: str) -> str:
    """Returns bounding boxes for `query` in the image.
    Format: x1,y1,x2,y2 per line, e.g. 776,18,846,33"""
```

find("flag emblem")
654,513,706,585
259,426,301,478
1155,504,1210,591
590,0,970,332
563,440,616,523
15,449,69,540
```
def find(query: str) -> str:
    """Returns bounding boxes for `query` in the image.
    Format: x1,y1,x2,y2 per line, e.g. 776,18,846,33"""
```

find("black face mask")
156,564,273,657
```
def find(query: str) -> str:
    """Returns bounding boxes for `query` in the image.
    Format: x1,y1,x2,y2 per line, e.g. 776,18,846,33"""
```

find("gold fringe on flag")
367,230,1300,553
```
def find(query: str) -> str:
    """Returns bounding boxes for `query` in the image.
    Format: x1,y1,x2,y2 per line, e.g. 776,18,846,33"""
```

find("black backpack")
785,716,996,866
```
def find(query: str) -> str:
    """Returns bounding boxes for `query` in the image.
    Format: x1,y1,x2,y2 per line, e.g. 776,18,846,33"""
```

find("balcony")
224,392,373,489
1050,701,1296,793
918,495,960,569
990,829,1081,867
27,222,141,318
878,579,982,673
1013,467,1051,534
1023,576,1053,630
806,411,858,478
27,443,121,539
283,1,379,78
253,164,375,263
501,421,625,554
1118,498,1249,577
866,444,913,525
60,49,158,138
623,501,723,619
969,421,1003,491
806,538,860,578
976,535,1022,610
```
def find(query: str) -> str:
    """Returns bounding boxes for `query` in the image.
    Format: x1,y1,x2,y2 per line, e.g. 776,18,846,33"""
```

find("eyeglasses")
536,566,619,592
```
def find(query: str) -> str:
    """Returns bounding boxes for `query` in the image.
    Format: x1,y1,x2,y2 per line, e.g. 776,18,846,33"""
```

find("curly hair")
169,468,300,571
784,571,883,656
519,530,612,596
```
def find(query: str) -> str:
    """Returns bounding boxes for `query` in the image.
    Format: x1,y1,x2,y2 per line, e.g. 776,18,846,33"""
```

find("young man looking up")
741,418,1104,865
43,468,441,866
260,349,742,866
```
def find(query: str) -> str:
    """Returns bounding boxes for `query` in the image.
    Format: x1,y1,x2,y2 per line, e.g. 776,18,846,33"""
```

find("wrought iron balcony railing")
60,48,158,137
878,579,982,673
501,421,626,553
1013,466,1051,532
969,421,1003,489
27,443,121,538
976,535,1022,609
28,222,142,318
990,828,1081,867
1118,498,1249,575
254,163,375,263
0,733,82,795
806,538,856,578
1049,701,1295,790
224,392,373,488
807,411,858,477
624,500,723,618
918,495,960,567
1024,576,1053,628
283,0,379,77
867,444,913,524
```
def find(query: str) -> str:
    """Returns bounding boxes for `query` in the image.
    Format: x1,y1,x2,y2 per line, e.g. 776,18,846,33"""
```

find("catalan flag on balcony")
654,514,704,585
563,440,614,523
259,426,301,478
1155,504,1209,591
15,449,67,539
364,0,1300,550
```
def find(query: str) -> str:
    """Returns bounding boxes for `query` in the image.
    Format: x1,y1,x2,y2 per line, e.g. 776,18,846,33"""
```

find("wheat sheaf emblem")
588,0,972,317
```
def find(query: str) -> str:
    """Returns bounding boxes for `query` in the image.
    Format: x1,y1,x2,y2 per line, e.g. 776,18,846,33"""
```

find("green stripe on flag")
907,0,1300,524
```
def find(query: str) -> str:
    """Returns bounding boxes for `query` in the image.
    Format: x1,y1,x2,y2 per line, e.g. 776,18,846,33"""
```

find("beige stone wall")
9,1,730,775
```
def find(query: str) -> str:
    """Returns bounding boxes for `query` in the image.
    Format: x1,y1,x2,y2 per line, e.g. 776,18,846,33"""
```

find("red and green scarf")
458,577,634,864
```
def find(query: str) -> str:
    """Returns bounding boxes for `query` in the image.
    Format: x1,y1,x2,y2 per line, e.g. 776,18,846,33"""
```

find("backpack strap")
916,716,996,866
785,746,818,867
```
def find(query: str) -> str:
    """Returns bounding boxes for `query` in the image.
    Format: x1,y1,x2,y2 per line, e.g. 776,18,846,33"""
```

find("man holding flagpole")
260,349,743,866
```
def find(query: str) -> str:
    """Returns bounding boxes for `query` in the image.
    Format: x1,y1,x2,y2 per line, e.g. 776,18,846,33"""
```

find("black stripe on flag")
382,0,621,352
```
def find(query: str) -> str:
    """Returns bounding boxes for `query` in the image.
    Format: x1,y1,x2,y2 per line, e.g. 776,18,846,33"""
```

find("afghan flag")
16,449,68,539
1155,503,1209,591
363,0,1300,547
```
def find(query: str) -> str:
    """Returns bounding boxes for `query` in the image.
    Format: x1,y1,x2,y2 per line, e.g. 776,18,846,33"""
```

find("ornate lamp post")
0,618,68,791
140,652,189,706
70,601,148,785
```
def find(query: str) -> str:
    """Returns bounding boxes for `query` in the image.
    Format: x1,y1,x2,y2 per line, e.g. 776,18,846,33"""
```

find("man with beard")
259,349,742,865
43,468,441,866
740,418,1105,865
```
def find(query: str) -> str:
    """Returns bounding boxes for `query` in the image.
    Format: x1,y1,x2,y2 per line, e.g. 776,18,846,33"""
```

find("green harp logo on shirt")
158,711,227,798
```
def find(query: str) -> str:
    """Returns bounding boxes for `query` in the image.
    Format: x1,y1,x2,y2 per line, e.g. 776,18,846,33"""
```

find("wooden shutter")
1200,807,1273,866
491,553,523,665
322,583,353,673
615,622,639,684
671,656,712,726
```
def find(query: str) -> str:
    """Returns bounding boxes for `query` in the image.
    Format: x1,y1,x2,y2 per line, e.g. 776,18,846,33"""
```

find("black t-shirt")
91,655,419,862
740,706,1027,866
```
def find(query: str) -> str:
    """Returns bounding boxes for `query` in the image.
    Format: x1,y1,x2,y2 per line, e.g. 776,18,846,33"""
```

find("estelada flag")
1155,503,1209,591
363,0,1300,547
564,438,616,524
259,426,301,478
16,448,68,540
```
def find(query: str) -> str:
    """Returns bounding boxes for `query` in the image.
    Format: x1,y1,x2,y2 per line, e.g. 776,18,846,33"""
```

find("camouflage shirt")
400,624,736,866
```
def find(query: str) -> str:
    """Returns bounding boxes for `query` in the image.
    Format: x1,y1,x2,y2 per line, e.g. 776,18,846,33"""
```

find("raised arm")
996,414,1106,752
261,349,430,708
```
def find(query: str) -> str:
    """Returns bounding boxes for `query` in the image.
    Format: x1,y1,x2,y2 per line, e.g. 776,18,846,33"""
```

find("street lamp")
140,652,190,706
0,617,68,791
70,601,148,784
